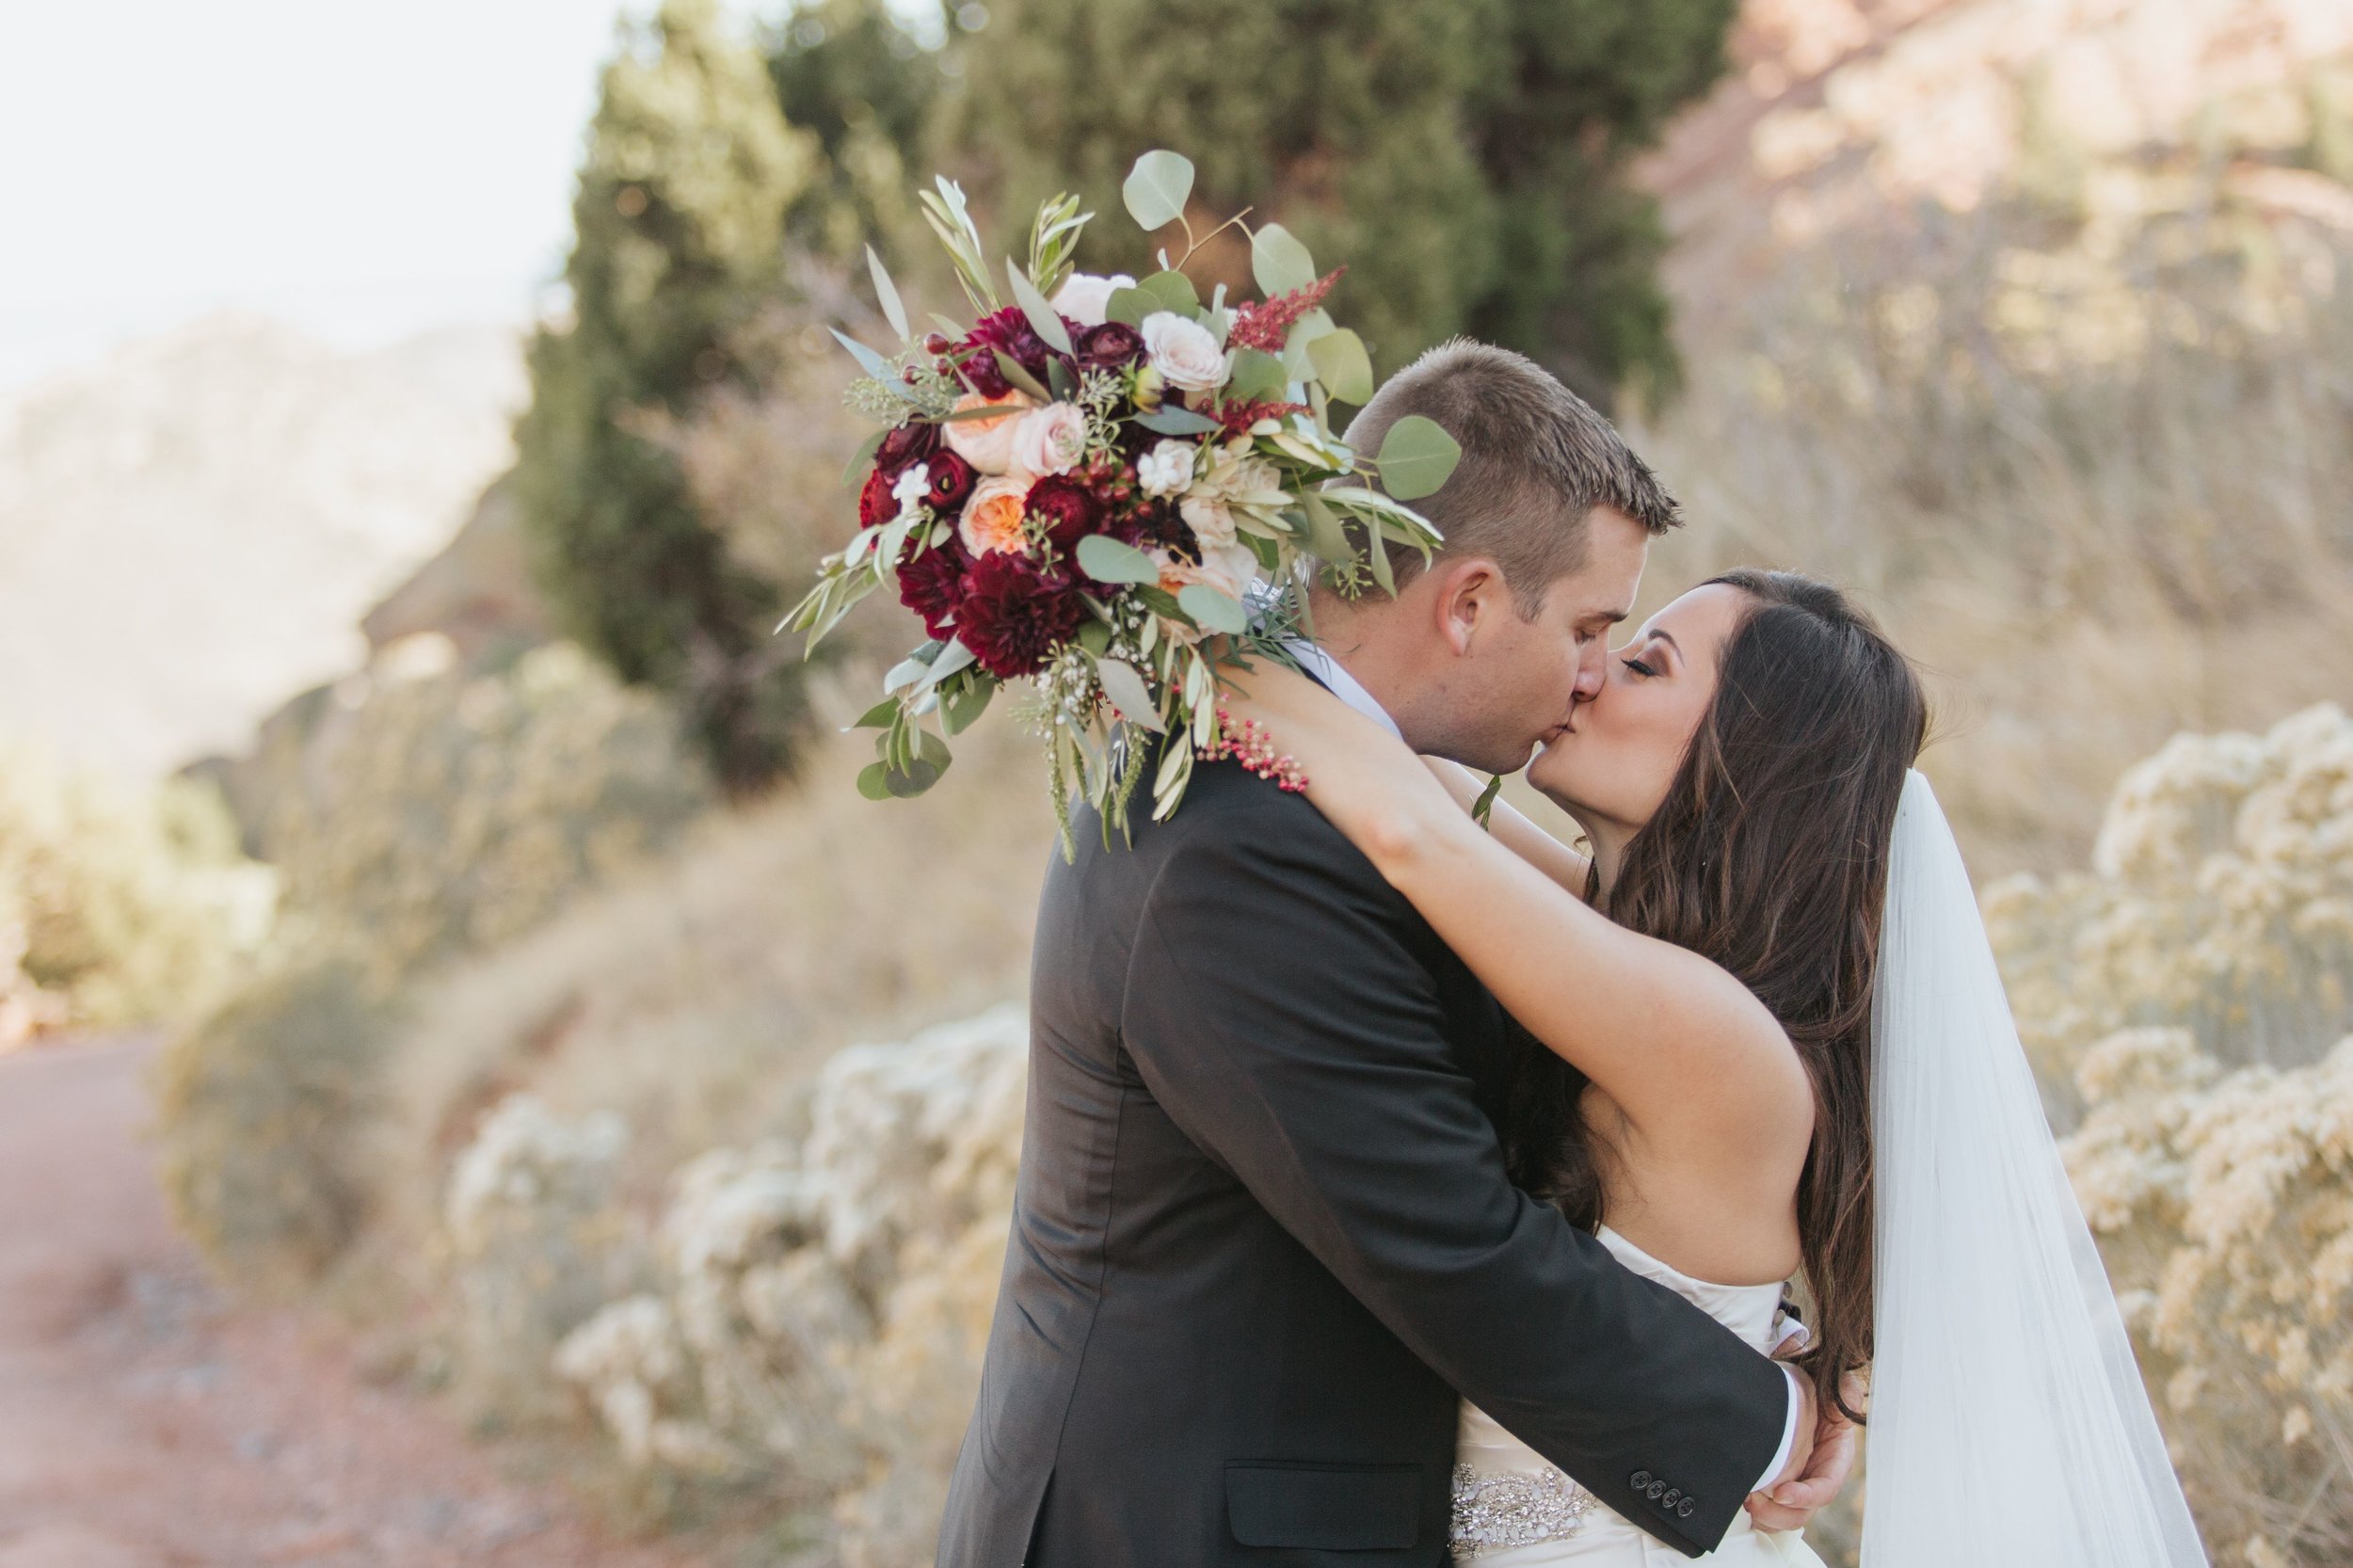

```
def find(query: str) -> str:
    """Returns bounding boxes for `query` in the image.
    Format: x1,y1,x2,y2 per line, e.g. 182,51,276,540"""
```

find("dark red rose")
1078,320,1144,371
956,551,1086,680
873,419,940,478
857,465,897,529
1024,472,1105,552
924,451,977,511
896,538,969,641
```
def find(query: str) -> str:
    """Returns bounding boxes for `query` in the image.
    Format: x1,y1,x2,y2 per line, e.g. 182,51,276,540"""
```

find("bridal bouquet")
784,149,1461,840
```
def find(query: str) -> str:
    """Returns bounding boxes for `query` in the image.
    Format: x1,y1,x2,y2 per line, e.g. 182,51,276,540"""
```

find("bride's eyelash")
1621,656,1657,678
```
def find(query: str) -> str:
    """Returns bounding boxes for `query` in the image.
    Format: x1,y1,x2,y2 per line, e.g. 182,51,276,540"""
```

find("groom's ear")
1430,557,1509,658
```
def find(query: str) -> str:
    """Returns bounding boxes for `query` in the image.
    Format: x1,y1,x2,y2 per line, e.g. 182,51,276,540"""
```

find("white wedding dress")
1449,1224,1825,1566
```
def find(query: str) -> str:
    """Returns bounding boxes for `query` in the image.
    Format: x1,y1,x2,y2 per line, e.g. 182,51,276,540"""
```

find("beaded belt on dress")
1449,1462,1597,1558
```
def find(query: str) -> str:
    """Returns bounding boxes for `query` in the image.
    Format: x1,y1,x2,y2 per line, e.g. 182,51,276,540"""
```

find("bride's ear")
1431,558,1505,657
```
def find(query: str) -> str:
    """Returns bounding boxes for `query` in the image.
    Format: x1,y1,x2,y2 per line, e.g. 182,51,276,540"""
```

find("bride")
1224,568,2210,1566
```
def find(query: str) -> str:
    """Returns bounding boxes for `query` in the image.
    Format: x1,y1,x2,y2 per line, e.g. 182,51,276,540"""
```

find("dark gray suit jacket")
936,757,1785,1565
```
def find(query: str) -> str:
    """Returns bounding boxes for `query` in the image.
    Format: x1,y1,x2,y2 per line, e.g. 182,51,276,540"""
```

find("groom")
939,341,1847,1566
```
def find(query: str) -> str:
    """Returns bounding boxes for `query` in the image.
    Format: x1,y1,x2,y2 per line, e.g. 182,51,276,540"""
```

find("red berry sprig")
1201,703,1307,792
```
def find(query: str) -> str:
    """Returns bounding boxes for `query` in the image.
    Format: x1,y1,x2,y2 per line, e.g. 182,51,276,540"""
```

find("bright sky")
0,1,800,390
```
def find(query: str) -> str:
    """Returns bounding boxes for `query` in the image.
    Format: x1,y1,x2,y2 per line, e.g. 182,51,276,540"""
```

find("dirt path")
0,1036,708,1568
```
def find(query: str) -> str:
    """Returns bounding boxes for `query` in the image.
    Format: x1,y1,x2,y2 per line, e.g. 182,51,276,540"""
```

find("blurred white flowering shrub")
1987,704,2353,1120
536,1006,1026,1560
1987,705,2353,1566
444,1094,642,1421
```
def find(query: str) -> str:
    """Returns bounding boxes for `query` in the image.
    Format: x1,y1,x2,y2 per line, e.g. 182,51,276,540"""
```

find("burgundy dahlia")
960,305,1071,397
1078,320,1145,371
924,451,977,512
857,465,897,529
873,418,940,478
1024,472,1106,552
897,538,969,641
956,551,1086,680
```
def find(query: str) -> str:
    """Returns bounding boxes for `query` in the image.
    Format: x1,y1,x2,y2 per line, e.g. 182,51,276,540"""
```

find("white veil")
1862,770,2208,1566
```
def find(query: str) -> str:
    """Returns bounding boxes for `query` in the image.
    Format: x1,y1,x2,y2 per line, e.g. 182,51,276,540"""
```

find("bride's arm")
1420,757,1592,893
1224,661,1811,1144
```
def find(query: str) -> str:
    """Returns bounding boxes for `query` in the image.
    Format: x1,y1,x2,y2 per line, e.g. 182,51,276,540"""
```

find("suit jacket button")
1629,1469,1653,1491
1661,1488,1682,1508
1645,1480,1668,1500
1677,1497,1697,1519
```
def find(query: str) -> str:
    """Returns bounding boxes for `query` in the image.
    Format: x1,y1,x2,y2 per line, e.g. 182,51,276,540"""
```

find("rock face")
1641,0,2353,339
0,313,524,779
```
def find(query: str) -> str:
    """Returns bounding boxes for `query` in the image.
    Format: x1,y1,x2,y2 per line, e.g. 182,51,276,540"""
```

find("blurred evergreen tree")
765,0,953,264
944,0,1735,403
512,0,822,796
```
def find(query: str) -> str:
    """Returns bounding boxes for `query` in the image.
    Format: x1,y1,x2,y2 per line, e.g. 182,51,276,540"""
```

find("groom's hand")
1744,1361,1861,1533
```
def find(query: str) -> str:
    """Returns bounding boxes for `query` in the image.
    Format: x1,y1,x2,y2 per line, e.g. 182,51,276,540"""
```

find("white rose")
1048,272,1136,329
940,390,1031,475
1178,492,1238,552
1141,312,1230,393
1136,439,1195,499
1009,401,1089,477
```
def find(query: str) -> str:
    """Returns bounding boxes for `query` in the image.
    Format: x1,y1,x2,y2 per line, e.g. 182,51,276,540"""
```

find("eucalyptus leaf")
1138,269,1200,317
1299,492,1352,562
866,245,909,343
856,761,893,801
884,729,953,797
1225,346,1288,403
942,679,994,736
1094,657,1166,733
1251,223,1317,297
1365,510,1396,594
928,312,968,342
841,425,888,488
1374,414,1464,502
1076,534,1161,586
1047,356,1078,402
1005,258,1074,356
1177,584,1248,635
848,696,901,731
830,328,899,384
1105,287,1159,327
1122,149,1194,232
1306,328,1374,406
1133,404,1222,437
1134,584,1193,625
992,347,1052,403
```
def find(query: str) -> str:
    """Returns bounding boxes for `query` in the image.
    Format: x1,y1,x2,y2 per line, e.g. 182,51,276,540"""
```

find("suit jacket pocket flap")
1225,1462,1420,1550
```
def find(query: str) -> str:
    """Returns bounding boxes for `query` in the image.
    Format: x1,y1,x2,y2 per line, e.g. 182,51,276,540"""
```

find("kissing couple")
938,342,2210,1567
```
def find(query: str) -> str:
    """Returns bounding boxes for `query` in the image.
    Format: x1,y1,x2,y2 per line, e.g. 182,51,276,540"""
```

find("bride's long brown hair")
1506,569,1925,1423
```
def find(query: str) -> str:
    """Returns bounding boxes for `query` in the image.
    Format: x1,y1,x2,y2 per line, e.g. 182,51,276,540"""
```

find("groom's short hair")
1338,339,1680,613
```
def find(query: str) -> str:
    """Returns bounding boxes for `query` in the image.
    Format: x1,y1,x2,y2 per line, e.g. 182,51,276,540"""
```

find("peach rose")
941,390,1032,475
959,471,1037,556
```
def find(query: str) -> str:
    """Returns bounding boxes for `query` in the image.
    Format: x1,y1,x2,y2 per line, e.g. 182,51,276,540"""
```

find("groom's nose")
1571,643,1609,704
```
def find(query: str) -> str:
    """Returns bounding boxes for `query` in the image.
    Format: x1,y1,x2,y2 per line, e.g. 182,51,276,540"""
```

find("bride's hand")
1745,1362,1863,1533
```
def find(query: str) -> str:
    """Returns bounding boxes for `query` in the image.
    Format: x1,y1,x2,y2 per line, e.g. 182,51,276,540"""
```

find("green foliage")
943,0,1734,400
260,643,716,988
0,737,275,1038
152,953,400,1288
764,0,952,264
512,0,823,795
